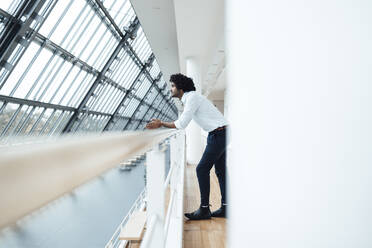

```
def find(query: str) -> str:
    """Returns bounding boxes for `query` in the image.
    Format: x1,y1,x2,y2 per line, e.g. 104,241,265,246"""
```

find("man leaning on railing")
146,73,228,220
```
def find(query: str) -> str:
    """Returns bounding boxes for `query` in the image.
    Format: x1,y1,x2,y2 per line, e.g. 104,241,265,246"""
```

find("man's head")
170,73,196,98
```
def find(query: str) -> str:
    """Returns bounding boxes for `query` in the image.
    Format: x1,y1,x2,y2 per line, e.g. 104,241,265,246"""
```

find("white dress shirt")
174,91,228,132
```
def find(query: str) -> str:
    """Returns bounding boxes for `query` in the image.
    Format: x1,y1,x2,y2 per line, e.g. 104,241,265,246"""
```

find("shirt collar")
181,91,191,104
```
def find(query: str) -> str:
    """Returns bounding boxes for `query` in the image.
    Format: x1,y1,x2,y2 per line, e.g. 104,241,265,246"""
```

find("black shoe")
184,206,211,220
211,205,226,218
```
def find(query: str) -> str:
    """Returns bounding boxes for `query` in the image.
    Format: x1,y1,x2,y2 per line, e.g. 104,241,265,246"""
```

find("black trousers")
196,128,227,206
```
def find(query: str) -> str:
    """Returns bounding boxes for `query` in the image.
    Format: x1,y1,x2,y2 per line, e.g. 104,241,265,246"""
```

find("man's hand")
146,119,162,129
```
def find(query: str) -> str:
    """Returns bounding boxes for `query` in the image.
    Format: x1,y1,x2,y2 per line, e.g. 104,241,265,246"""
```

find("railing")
104,130,186,248
0,129,186,248
141,131,186,248
0,130,177,229
105,188,147,248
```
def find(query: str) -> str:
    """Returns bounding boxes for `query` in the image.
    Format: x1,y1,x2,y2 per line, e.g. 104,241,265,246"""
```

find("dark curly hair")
170,73,196,92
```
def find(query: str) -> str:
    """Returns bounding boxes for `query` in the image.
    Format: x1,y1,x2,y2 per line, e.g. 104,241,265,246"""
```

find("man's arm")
146,119,176,129
161,121,176,128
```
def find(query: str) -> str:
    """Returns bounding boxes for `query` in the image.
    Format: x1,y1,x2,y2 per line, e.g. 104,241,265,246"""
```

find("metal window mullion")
8,0,21,14
33,32,100,75
4,104,31,137
126,98,138,117
109,49,130,81
98,84,119,114
154,97,166,112
165,103,175,119
48,62,79,103
86,1,121,42
111,53,134,84
39,108,56,134
74,0,119,63
127,51,173,110
28,107,47,134
90,0,128,56
119,60,140,89
134,35,147,62
102,65,145,131
67,5,98,56
13,105,37,136
95,35,119,70
102,86,124,114
35,56,67,102
111,51,133,83
144,47,153,64
85,82,106,111
98,85,118,114
115,59,138,88
0,100,8,118
0,104,23,137
163,105,173,120
98,115,110,131
137,38,150,64
61,1,91,50
26,51,59,99
61,17,140,132
89,114,99,132
138,42,150,63
132,31,145,53
123,73,161,129
113,52,137,85
45,0,75,40
96,115,107,130
92,81,114,113
12,0,77,99
123,90,153,130
131,29,144,50
125,43,143,68
9,42,43,96
53,111,73,134
0,94,75,112
47,110,65,136
74,112,89,132
62,39,124,133
92,0,126,40
90,114,101,131
91,31,117,70
155,99,167,119
135,91,162,130
93,114,105,131
88,82,108,111
0,0,58,90
68,72,93,107
86,114,97,131
57,66,89,106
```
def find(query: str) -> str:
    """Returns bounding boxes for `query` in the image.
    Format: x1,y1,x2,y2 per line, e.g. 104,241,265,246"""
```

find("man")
146,73,228,220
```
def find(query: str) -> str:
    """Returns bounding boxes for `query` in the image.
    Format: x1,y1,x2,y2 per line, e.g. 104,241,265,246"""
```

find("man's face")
170,82,181,98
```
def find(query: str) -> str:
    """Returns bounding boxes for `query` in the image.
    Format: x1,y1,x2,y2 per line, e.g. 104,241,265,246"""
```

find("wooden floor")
128,164,226,248
183,164,226,248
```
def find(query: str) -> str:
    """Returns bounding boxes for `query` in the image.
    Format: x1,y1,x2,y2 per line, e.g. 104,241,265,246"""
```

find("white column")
185,57,203,165
227,1,372,247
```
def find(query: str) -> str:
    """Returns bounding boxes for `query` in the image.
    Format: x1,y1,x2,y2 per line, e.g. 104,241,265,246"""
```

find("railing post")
169,136,178,191
164,131,186,248
144,145,165,247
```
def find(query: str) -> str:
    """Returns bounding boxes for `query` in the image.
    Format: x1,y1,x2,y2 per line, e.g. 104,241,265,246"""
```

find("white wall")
227,1,372,247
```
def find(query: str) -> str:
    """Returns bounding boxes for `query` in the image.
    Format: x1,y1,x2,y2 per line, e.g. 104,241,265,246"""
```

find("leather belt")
209,125,227,134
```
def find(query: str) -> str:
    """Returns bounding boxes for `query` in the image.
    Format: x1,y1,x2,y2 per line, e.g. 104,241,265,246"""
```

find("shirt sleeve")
174,93,201,129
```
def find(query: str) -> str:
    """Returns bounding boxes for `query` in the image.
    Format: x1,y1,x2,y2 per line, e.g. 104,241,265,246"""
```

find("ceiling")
130,0,226,101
